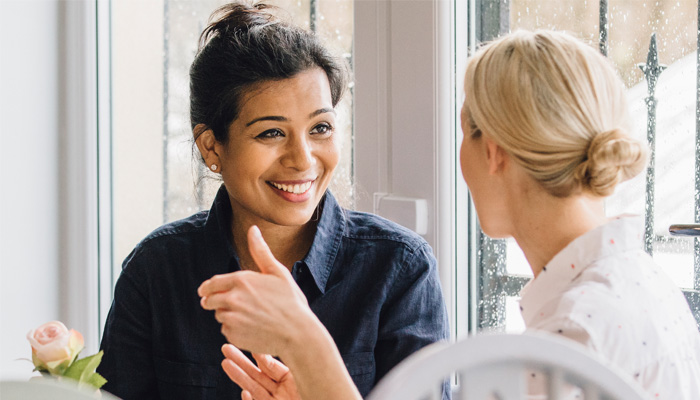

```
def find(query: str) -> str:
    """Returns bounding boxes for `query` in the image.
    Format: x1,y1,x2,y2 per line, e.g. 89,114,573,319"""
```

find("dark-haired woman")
97,3,449,400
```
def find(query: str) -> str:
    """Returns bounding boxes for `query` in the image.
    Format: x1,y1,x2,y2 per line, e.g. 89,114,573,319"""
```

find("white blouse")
519,215,700,399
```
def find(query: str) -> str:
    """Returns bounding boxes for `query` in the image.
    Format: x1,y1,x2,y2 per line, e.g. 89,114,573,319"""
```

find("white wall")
0,0,61,381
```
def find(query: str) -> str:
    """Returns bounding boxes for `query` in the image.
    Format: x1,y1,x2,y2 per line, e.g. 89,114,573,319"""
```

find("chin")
267,211,317,227
478,221,511,239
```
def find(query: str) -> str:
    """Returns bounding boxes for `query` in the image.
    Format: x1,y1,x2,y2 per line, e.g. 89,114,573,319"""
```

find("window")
102,0,354,333
466,0,700,333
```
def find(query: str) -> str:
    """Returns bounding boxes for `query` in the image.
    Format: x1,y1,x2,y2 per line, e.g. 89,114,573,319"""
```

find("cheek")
459,139,475,186
319,140,341,173
223,144,270,179
459,141,468,182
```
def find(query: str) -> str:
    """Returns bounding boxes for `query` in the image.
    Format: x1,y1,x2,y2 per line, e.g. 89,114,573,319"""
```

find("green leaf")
64,355,92,380
63,351,105,390
85,372,107,389
78,351,103,384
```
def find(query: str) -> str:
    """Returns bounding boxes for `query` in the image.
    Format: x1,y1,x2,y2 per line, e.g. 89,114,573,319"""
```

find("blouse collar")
519,214,644,324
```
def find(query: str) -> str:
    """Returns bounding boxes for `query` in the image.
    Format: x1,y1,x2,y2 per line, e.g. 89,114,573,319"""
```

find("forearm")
281,310,362,400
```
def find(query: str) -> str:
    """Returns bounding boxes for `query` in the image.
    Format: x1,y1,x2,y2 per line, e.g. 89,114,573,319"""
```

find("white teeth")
270,181,312,194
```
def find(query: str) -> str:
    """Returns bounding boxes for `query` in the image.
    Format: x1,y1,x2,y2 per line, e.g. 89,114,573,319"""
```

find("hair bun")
199,2,277,50
574,128,649,196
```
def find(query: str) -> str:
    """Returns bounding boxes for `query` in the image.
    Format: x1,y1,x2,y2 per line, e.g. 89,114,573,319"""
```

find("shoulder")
122,211,209,268
333,210,436,285
140,211,209,244
342,209,429,253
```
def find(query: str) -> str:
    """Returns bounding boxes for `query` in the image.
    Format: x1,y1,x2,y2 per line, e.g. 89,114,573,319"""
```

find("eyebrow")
245,108,335,127
309,108,335,118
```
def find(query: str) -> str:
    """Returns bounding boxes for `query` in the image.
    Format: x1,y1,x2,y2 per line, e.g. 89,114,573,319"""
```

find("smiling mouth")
267,180,314,195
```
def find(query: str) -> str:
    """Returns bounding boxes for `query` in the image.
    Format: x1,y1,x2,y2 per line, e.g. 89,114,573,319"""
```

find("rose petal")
27,321,76,368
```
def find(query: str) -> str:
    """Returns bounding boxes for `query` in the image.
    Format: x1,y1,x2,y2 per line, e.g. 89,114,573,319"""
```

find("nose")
281,133,314,171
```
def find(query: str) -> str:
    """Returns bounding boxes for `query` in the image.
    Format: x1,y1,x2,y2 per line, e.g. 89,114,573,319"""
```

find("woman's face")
459,101,506,237
219,68,340,227
459,102,486,210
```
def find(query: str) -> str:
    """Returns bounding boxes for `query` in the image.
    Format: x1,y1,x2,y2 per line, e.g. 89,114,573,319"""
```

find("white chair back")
367,332,649,400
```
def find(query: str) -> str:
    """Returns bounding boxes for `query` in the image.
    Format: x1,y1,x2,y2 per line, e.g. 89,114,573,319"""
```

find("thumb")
248,225,291,279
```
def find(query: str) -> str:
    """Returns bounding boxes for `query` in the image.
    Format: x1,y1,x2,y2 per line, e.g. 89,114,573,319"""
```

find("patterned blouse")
520,215,700,399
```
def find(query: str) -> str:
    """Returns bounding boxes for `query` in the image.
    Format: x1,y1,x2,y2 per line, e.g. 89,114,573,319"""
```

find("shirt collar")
301,191,346,294
204,184,241,273
519,214,644,324
204,185,346,291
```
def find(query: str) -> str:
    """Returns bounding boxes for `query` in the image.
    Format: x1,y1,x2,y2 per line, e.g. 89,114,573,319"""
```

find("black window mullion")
599,0,608,56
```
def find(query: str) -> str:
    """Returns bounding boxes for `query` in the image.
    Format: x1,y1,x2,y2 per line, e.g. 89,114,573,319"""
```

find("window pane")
511,0,599,45
605,0,697,290
111,0,354,275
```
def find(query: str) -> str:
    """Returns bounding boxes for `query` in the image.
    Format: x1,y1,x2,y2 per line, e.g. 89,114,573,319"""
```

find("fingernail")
197,280,208,296
200,296,207,307
251,225,262,239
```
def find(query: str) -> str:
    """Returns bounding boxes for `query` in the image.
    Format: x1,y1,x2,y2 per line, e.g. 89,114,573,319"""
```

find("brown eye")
310,123,332,135
256,129,284,139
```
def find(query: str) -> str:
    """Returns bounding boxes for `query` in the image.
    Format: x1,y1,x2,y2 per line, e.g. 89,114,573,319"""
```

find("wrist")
281,307,327,357
278,309,362,400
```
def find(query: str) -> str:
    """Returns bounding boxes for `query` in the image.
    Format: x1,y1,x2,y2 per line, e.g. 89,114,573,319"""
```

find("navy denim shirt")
99,185,450,399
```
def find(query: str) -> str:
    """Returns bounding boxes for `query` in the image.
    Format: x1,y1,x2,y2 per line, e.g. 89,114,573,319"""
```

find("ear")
194,124,223,172
484,137,508,175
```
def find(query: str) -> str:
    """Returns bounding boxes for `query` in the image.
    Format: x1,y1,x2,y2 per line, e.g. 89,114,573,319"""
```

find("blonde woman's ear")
194,126,222,172
484,137,508,175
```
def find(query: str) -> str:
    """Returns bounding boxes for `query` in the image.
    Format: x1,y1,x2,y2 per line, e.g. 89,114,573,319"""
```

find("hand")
202,227,361,400
198,226,316,356
221,344,301,400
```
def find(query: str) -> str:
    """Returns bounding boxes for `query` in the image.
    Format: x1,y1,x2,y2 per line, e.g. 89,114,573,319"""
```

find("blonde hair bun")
463,30,649,198
574,129,649,197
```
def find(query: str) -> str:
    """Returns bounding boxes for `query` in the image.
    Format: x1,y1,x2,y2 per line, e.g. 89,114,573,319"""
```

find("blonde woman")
199,30,700,399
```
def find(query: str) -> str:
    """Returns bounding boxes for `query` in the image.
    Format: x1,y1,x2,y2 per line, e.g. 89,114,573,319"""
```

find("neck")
231,215,318,272
510,191,607,278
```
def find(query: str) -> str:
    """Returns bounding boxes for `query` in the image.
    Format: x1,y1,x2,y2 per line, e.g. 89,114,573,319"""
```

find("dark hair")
190,2,349,143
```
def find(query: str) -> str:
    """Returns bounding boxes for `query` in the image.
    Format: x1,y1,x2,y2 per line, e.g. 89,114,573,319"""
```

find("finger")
221,359,273,400
242,390,254,400
201,290,237,311
214,309,237,327
198,271,260,300
252,353,290,383
223,344,278,393
198,272,240,297
248,226,292,279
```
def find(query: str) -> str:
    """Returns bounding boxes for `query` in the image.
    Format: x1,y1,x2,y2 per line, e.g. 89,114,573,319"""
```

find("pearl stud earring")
210,164,218,171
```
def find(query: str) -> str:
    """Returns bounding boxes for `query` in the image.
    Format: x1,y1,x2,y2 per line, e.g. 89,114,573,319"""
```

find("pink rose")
27,321,84,375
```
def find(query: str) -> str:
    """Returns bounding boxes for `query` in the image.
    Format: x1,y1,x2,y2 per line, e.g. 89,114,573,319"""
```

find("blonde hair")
463,30,648,197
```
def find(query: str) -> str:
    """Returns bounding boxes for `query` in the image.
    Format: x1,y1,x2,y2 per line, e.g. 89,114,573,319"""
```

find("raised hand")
200,226,361,400
198,226,316,356
221,344,301,400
